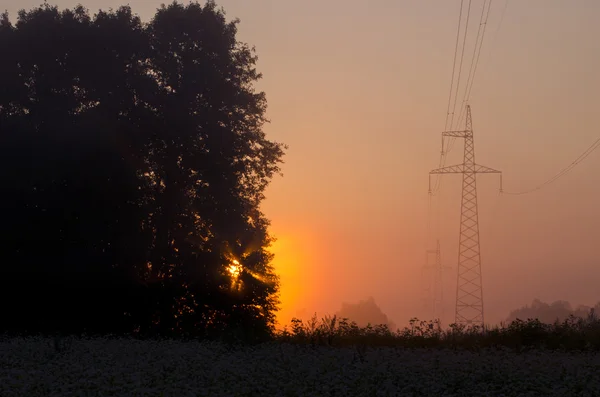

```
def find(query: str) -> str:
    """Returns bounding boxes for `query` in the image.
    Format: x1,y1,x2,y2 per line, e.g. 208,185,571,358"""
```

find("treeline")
0,1,285,341
279,315,600,351
506,299,600,325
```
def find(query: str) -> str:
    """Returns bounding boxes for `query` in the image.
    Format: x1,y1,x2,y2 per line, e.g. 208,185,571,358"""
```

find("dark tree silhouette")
0,1,285,341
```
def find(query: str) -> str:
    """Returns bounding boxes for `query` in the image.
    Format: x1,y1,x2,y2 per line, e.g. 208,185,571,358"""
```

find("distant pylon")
423,240,452,325
429,105,501,327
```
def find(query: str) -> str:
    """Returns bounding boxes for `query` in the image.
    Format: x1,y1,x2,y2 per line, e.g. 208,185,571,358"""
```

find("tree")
506,299,600,324
0,3,157,336
337,297,397,331
0,1,285,340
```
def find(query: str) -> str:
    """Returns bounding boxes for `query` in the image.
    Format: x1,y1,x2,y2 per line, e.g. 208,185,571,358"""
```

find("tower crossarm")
442,130,470,138
430,164,464,174
473,164,501,174
423,265,453,271
429,163,501,174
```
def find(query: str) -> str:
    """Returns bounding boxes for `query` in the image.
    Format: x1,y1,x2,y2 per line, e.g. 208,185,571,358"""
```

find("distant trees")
336,297,397,331
0,1,285,341
506,299,600,324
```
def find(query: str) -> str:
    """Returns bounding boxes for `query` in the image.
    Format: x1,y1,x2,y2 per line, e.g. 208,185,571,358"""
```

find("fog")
6,0,599,329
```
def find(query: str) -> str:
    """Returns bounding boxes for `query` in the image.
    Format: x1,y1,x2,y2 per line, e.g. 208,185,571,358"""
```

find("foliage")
506,298,600,325
276,310,600,352
0,1,284,341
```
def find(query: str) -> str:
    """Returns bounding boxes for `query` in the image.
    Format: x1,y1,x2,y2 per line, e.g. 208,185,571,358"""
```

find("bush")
275,310,600,352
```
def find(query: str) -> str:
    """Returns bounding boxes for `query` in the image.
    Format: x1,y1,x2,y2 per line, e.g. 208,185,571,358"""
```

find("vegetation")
18,311,600,354
276,310,600,352
4,335,599,396
0,1,597,360
0,1,285,342
3,313,600,395
506,299,600,324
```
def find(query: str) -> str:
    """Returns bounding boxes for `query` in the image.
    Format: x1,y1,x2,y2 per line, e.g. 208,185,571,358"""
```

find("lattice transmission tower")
422,240,452,326
429,105,501,327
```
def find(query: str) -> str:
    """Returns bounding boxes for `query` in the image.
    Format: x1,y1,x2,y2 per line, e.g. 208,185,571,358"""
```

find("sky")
5,0,600,328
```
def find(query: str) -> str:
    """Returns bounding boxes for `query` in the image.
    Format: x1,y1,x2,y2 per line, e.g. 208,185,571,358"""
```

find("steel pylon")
429,105,501,327
423,240,452,325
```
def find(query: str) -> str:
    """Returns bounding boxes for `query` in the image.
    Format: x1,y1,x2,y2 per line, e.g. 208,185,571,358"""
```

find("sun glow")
228,260,242,278
226,259,243,291
268,233,314,328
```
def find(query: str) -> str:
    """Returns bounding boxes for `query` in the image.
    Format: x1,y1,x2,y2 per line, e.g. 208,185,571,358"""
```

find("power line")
455,0,490,130
431,0,467,196
425,2,470,308
503,136,600,195
432,0,474,194
426,191,432,240
436,1,508,185
454,0,508,131
491,0,510,52
446,0,597,197
449,0,473,131
454,0,493,131
444,0,466,133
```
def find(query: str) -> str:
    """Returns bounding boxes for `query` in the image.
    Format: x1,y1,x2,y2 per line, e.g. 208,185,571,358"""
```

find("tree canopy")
0,1,285,341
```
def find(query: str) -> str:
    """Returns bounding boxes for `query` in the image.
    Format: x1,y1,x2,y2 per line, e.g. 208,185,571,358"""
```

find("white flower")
0,336,599,396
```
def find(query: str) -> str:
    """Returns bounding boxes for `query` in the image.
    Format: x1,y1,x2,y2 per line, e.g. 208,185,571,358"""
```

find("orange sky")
7,0,600,328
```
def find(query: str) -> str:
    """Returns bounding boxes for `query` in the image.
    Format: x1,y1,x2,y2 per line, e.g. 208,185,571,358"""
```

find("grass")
2,312,600,396
6,311,600,353
2,322,600,396
274,311,600,352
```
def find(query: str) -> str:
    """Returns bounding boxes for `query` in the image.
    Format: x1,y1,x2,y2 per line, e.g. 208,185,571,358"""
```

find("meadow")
2,316,600,396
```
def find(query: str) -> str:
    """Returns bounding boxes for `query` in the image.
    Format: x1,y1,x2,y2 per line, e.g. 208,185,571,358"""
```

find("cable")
432,0,473,194
503,136,600,195
431,0,466,196
432,0,471,194
449,0,473,131
444,0,465,133
455,0,489,129
454,0,493,131
426,190,433,252
488,0,509,59
433,0,508,193
455,0,508,131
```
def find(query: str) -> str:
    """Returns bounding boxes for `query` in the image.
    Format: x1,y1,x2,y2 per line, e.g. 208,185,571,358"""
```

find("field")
2,331,600,396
